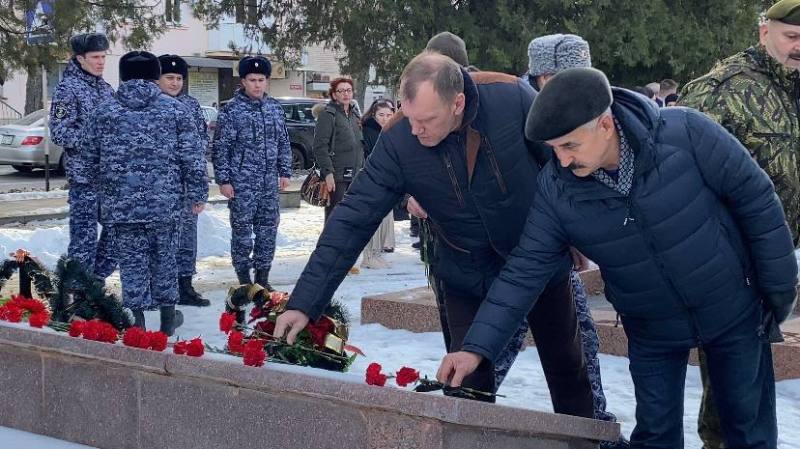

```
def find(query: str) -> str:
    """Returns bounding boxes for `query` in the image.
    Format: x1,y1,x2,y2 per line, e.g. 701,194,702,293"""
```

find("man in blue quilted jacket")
438,67,798,449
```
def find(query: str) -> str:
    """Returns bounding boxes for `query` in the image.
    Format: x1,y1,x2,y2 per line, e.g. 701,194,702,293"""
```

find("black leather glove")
764,290,797,324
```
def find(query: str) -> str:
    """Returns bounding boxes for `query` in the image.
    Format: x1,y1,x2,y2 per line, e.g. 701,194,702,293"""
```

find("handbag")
301,111,337,207
300,165,330,207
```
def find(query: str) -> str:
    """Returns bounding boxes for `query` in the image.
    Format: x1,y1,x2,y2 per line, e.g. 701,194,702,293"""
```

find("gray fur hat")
528,34,592,77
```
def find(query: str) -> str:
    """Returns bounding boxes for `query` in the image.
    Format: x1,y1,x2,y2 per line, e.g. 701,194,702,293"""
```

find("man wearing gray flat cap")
438,67,798,449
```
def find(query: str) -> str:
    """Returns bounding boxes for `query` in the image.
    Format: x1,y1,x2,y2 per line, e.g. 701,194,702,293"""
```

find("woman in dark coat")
311,77,364,222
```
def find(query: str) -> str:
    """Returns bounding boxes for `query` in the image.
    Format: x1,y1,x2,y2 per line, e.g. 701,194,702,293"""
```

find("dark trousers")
441,269,594,418
324,181,351,222
628,309,776,449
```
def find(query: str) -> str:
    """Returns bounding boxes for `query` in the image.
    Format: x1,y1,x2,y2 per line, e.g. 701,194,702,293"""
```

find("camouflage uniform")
49,58,114,274
80,79,208,310
211,88,292,278
681,44,800,449
175,93,208,277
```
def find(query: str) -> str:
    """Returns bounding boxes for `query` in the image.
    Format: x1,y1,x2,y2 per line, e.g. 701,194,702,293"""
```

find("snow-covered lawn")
0,203,798,448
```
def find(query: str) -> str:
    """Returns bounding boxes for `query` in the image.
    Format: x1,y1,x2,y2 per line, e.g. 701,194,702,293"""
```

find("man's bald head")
399,51,464,105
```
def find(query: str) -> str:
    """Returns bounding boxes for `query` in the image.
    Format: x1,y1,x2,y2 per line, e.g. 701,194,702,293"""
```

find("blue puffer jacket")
81,80,208,224
287,70,559,320
463,88,798,361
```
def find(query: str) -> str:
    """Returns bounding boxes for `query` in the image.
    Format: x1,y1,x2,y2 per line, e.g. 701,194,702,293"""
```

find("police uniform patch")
54,103,68,119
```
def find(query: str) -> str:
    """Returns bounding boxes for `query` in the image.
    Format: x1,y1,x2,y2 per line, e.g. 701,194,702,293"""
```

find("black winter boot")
178,276,210,307
255,268,275,292
133,310,146,329
160,306,184,337
235,268,252,285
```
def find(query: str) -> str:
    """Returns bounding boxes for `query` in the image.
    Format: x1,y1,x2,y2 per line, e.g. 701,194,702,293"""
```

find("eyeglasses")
335,88,353,94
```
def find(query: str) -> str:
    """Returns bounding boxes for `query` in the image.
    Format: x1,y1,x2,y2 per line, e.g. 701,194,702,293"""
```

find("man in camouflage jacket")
680,1,800,447
157,54,210,308
81,52,208,336
212,56,292,292
49,33,114,275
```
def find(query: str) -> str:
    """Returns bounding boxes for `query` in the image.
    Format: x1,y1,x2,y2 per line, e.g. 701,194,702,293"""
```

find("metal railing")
0,99,22,126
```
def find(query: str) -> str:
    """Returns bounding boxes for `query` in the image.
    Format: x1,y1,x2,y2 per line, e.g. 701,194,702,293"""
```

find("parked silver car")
0,109,65,173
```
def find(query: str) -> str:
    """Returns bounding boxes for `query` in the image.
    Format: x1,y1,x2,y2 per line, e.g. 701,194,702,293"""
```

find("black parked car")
276,97,327,170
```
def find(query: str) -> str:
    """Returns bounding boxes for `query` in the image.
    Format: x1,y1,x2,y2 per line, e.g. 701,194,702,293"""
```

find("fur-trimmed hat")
119,51,161,82
528,34,592,77
525,67,613,142
238,56,271,79
426,32,469,67
158,54,188,79
70,33,110,55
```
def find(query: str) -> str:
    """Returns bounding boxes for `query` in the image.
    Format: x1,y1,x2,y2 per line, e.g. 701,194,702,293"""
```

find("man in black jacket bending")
275,51,594,417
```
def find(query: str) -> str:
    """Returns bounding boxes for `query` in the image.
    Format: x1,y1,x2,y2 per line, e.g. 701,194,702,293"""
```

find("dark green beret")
525,67,613,142
767,0,800,25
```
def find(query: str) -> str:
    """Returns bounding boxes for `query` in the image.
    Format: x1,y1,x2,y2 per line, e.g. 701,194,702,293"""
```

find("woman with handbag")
311,78,364,223
359,99,396,269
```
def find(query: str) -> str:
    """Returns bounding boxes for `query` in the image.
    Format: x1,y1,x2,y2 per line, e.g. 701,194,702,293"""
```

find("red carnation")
21,298,47,314
0,304,23,322
148,332,168,352
395,367,420,387
227,331,245,353
186,337,204,357
243,338,267,367
366,362,382,376
99,323,119,343
173,340,188,355
255,320,276,336
306,316,335,348
28,311,50,328
365,362,388,387
367,363,389,387
82,320,101,341
68,320,85,337
123,327,146,348
136,331,152,349
219,312,237,334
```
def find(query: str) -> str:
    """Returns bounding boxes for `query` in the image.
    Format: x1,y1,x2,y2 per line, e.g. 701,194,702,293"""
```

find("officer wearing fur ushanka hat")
49,33,114,281
156,54,211,308
69,33,110,55
238,56,272,79
85,49,208,336
119,51,161,81
212,53,291,293
158,54,189,80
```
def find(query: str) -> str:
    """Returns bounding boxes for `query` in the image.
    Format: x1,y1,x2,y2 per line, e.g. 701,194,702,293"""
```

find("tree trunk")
24,64,43,115
352,66,370,114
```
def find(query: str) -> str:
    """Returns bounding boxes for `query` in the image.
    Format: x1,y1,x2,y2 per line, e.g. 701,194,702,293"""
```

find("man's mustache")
568,162,587,170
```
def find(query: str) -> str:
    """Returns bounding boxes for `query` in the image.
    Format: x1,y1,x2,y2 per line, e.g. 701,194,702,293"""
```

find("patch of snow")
0,426,98,448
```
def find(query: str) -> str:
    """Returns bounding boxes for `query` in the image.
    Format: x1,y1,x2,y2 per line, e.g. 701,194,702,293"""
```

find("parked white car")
0,109,65,173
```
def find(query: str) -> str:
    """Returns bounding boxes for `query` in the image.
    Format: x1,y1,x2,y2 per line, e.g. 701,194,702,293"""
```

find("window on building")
233,0,258,25
165,0,182,23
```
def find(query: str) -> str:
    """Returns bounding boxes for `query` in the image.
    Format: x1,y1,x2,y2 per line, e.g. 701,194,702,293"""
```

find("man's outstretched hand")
436,351,483,388
273,310,310,345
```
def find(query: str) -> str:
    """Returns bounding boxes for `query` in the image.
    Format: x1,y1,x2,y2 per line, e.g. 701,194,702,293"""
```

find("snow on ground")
0,190,69,202
1,203,799,448
0,426,98,449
